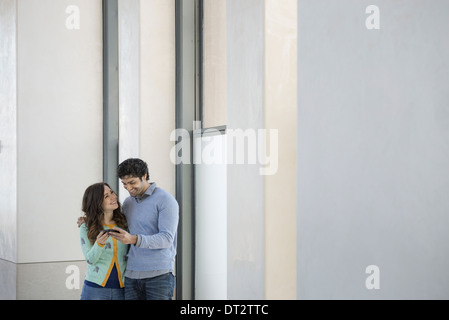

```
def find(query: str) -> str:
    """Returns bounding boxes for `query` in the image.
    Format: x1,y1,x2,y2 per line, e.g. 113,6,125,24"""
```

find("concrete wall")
297,0,449,299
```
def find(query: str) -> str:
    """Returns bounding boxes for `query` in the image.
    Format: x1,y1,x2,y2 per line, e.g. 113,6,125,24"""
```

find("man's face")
120,175,147,198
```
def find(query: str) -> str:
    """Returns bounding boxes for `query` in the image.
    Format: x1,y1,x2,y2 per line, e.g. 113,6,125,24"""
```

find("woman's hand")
96,230,109,246
109,227,138,245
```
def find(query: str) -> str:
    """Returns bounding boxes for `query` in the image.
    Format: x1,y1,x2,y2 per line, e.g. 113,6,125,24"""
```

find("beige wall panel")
264,0,298,300
140,0,176,194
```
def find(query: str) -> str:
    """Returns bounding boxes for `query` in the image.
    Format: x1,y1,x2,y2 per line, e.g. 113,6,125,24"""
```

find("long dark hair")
81,182,127,245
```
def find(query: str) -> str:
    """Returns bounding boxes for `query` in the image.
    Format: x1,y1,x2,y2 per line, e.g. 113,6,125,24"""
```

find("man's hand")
109,227,138,245
77,216,86,227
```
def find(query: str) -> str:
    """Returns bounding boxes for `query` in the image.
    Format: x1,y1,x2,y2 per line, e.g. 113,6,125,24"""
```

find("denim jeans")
80,284,125,300
125,273,175,300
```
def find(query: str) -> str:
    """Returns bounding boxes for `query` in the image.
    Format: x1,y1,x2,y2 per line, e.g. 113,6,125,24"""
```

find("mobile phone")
106,229,120,234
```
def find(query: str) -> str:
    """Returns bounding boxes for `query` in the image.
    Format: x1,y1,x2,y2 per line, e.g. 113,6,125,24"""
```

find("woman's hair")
117,158,150,181
81,182,127,245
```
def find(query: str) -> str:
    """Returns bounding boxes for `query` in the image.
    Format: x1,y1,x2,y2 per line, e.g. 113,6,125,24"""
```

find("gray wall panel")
297,0,449,299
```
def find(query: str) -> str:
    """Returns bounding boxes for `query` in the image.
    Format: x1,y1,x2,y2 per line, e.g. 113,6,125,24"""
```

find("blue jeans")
80,284,125,300
125,273,175,300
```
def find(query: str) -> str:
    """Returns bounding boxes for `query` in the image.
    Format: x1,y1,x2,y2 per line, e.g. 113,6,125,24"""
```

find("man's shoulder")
153,187,178,206
154,186,175,199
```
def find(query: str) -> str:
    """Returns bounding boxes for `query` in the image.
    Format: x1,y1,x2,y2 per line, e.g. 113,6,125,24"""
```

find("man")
107,158,179,300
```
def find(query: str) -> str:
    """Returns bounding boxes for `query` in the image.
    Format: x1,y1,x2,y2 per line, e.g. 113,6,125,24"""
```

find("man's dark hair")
117,158,150,181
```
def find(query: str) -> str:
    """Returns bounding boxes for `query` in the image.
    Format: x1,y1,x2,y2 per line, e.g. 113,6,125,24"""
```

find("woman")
79,182,129,300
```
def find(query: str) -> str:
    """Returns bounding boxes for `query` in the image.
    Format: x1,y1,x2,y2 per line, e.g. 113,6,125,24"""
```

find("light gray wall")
226,0,265,299
297,0,449,299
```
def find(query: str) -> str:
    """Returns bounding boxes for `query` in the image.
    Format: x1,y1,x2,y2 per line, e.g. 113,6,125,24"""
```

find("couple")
78,158,179,300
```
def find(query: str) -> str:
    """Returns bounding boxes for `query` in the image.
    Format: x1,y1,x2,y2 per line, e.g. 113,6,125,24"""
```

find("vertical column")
226,0,265,299
0,0,18,300
0,0,18,264
264,0,297,300
175,0,196,300
118,0,140,196
140,0,176,194
103,0,119,192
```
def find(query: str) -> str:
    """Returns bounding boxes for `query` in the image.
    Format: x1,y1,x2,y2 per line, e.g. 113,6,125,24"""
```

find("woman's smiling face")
102,185,118,213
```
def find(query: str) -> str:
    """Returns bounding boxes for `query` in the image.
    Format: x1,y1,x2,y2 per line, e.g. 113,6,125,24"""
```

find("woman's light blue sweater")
80,223,129,287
